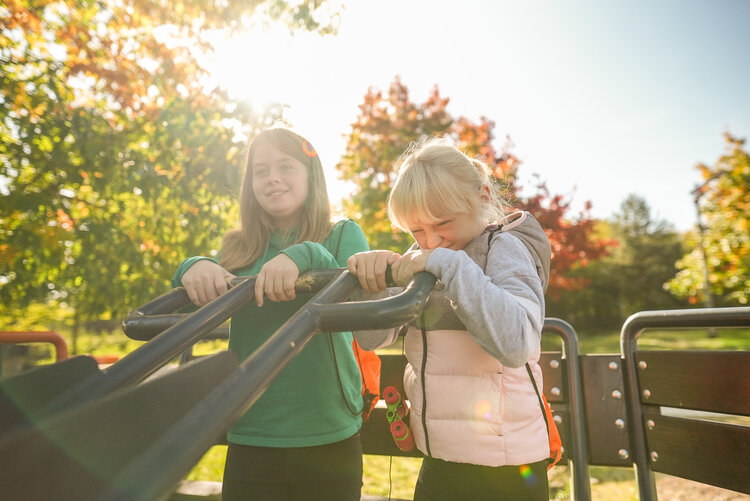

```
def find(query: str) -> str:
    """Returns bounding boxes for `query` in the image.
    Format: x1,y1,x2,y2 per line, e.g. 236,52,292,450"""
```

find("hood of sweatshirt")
488,211,551,293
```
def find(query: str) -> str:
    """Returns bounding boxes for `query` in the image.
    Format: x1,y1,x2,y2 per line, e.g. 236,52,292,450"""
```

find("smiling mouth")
267,189,288,197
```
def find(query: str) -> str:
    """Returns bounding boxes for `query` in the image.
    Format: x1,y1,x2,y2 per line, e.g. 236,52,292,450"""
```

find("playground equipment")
0,331,68,377
0,269,435,501
1,267,748,500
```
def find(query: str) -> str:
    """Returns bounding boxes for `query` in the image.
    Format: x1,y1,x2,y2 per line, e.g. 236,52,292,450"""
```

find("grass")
543,327,750,353
7,325,749,499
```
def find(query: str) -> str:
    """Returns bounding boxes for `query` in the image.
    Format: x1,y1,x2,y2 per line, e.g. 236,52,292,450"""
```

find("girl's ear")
479,184,491,205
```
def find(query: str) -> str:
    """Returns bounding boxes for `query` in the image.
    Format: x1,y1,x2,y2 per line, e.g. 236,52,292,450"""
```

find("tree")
0,1,334,341
520,179,612,295
546,195,688,330
666,133,750,306
336,77,611,297
609,195,686,318
336,77,456,251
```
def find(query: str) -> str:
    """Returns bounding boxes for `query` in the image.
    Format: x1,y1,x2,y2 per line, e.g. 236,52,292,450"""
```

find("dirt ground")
655,475,750,501
550,467,749,500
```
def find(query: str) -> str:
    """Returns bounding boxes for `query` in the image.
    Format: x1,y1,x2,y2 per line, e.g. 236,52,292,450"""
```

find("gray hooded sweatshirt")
357,210,551,368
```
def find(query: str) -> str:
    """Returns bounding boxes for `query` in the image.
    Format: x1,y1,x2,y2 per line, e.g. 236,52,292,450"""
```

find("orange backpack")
352,339,381,421
542,394,563,469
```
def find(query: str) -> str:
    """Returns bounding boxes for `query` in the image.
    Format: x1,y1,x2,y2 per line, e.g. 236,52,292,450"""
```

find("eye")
253,166,268,177
410,228,423,234
437,220,454,227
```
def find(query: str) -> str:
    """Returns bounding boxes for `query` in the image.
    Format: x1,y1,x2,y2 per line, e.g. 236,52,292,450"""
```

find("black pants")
221,434,362,501
413,456,550,501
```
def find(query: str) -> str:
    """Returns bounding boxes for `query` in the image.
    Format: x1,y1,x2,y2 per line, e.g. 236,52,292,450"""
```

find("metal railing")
36,270,347,417
0,331,68,362
101,270,437,501
620,306,750,500
542,318,591,501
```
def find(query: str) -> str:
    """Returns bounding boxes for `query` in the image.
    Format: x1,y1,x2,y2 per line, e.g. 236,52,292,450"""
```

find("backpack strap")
329,218,381,419
525,362,551,440
333,219,351,261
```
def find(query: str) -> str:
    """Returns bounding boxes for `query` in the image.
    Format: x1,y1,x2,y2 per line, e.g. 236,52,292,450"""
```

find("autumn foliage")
0,0,330,326
667,133,750,305
337,77,612,296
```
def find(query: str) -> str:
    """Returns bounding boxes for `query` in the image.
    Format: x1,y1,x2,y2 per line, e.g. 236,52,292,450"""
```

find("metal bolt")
651,451,659,462
611,390,622,399
618,449,630,460
608,361,619,370
615,419,625,429
553,415,563,424
643,389,651,400
549,359,560,369
551,387,561,397
639,360,648,370
647,420,655,430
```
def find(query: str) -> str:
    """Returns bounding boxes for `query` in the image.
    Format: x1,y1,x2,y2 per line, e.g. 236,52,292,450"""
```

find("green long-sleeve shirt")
171,219,369,447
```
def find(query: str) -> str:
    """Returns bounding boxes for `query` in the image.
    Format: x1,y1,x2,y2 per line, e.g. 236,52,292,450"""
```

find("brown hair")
219,128,332,271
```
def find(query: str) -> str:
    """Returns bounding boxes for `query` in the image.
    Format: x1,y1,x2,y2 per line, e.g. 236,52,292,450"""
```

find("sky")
207,0,750,231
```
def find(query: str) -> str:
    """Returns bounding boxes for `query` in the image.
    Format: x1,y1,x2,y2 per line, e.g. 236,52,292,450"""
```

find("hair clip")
302,139,318,158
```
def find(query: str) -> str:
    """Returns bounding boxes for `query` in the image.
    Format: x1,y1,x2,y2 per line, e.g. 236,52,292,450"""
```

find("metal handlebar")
38,268,435,419
98,269,437,501
122,269,346,341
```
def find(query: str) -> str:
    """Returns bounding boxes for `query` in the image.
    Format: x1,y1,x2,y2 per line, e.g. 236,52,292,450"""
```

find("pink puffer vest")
401,216,551,467
403,325,549,466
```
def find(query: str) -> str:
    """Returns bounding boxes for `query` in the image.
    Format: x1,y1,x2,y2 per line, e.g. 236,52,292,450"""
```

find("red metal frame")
0,331,69,361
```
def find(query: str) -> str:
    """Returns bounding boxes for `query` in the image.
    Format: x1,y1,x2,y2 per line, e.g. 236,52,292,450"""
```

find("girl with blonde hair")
350,138,552,501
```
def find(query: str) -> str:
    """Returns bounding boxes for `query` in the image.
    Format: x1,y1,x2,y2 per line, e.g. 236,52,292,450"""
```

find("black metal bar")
317,272,437,331
125,287,192,317
100,270,437,501
122,269,346,341
122,314,188,341
543,318,591,501
620,307,750,501
40,270,351,418
36,278,259,418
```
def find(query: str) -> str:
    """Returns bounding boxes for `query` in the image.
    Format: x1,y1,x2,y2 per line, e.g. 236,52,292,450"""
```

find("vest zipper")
420,320,432,456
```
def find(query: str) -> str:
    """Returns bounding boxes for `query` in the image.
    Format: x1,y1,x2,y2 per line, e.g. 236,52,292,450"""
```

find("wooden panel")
378,354,408,396
644,409,750,494
580,354,631,466
540,352,569,462
539,352,565,403
636,351,750,416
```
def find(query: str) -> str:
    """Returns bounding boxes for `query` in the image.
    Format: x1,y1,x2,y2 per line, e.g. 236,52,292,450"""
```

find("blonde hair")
219,128,332,272
388,138,507,231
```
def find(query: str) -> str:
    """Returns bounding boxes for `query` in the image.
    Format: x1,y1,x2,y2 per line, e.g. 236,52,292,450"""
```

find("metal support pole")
543,318,591,501
620,307,750,501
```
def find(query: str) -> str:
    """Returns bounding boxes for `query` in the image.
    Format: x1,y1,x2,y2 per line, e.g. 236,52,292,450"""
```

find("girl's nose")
268,168,282,183
425,231,442,249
